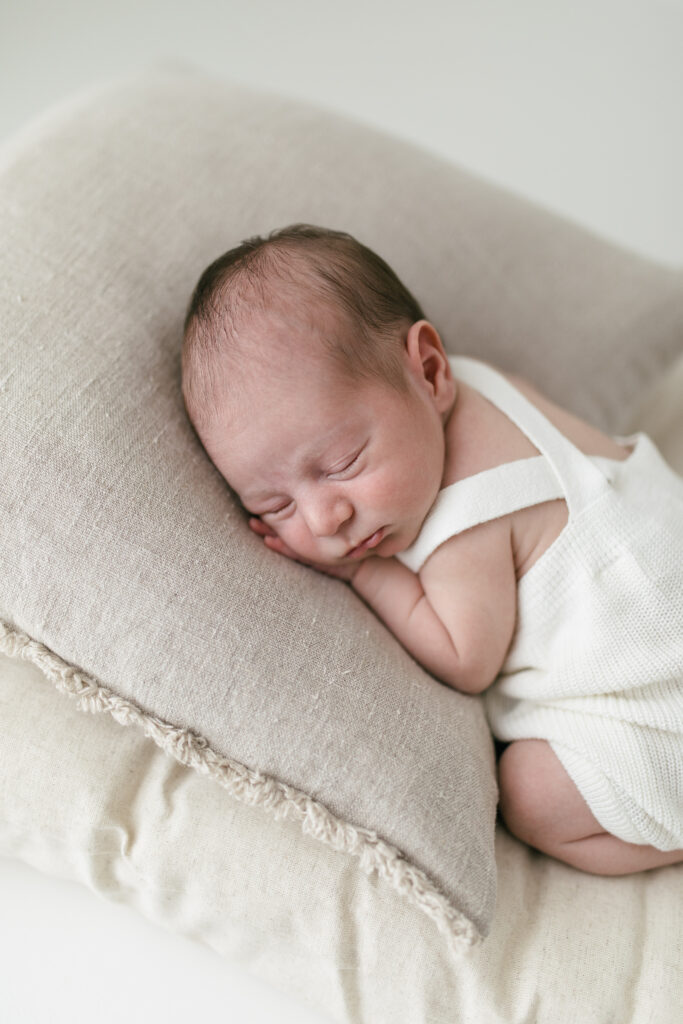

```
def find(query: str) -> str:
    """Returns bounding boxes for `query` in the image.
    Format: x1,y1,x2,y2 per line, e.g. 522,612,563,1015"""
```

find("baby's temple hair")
181,223,426,436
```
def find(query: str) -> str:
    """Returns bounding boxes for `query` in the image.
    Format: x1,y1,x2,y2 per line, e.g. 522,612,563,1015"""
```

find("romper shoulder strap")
396,355,613,573
446,356,611,512
397,456,561,572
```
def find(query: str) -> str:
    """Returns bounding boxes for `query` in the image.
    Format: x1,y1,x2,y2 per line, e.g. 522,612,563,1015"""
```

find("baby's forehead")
226,309,350,397
211,331,353,427
237,285,346,343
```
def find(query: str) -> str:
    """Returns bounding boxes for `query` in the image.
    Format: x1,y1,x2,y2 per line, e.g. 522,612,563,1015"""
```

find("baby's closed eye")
325,443,366,479
258,500,294,519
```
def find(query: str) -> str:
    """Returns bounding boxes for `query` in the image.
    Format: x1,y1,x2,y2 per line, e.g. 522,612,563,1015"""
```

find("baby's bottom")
497,739,683,875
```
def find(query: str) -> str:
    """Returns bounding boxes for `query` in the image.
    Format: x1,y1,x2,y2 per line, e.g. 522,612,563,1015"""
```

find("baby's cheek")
277,520,314,558
364,467,397,503
371,467,417,512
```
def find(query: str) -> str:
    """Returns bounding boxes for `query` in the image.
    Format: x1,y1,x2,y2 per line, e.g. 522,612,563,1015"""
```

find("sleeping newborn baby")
182,223,683,876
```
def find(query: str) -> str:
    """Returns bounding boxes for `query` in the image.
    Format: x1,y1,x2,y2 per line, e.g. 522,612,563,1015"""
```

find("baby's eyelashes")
243,498,293,520
325,445,365,479
260,500,294,519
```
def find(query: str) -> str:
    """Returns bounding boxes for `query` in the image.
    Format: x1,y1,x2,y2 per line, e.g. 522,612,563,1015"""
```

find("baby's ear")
405,321,454,412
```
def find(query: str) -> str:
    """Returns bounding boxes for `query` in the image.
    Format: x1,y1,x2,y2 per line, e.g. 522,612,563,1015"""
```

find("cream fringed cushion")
1,64,683,957
2,648,682,1024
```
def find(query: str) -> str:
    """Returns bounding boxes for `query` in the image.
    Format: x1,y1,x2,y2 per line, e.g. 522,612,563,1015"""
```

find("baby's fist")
248,517,360,581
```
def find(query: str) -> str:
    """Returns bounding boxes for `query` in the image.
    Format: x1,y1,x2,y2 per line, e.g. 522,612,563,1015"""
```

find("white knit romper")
398,356,683,850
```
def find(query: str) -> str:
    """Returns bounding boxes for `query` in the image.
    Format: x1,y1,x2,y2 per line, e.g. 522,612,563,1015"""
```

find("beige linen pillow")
1,64,683,952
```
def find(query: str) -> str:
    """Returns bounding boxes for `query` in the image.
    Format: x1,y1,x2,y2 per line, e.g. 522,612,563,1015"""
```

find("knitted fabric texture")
400,356,683,850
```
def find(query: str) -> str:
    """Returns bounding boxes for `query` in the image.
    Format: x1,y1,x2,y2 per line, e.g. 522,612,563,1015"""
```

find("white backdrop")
2,0,683,265
2,2,682,1021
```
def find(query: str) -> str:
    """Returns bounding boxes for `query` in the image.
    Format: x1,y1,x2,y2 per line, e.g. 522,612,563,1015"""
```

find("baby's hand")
248,517,360,581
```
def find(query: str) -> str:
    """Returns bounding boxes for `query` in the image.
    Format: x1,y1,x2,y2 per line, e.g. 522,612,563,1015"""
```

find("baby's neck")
440,379,511,489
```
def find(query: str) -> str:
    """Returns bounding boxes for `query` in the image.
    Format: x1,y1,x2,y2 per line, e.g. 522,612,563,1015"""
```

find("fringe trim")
0,618,481,955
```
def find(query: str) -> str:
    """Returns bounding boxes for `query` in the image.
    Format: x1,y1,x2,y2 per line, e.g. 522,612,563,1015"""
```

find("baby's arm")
251,514,517,693
352,515,517,693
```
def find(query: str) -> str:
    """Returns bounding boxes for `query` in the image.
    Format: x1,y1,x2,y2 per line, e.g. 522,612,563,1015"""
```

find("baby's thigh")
497,738,603,846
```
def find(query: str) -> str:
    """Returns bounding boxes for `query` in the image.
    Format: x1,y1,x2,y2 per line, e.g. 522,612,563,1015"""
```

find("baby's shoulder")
443,369,630,484
437,368,632,581
442,372,538,484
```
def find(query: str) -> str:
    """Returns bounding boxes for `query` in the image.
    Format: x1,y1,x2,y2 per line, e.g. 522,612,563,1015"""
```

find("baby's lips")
347,527,385,559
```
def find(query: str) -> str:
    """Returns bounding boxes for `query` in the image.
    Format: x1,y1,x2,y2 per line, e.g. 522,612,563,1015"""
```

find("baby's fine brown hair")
181,223,426,437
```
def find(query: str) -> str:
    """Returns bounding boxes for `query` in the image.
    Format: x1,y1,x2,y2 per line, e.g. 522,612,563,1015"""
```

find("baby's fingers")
249,516,277,538
248,515,340,573
248,518,301,561
263,533,302,562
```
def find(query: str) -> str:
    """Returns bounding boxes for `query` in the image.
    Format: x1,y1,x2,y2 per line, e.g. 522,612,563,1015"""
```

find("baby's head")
182,224,456,565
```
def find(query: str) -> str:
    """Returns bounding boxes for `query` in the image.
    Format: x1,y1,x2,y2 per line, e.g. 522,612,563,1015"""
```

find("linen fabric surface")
1,65,683,950
1,644,682,1024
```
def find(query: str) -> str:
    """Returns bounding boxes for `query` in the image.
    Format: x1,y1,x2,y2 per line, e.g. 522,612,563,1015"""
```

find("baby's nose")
306,493,353,538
